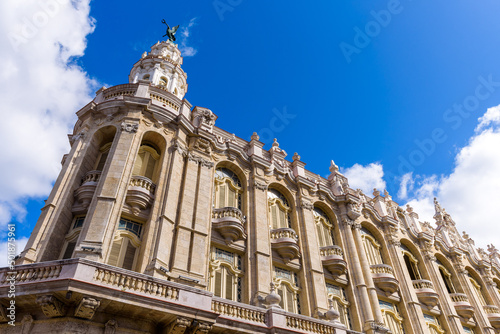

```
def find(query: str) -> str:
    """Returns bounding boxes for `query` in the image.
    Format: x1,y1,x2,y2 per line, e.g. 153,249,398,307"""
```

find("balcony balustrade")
320,245,347,276
484,305,500,329
212,207,246,243
370,264,399,294
449,293,475,320
412,279,439,307
270,228,300,262
125,176,156,215
73,170,102,212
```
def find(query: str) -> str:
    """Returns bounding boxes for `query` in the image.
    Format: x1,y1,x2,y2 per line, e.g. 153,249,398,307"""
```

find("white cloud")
403,105,500,248
179,17,198,57
0,0,96,226
0,237,29,268
342,162,386,195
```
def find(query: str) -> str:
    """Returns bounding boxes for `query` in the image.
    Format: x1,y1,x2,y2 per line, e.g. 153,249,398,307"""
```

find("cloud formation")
401,105,500,248
342,162,386,195
179,18,198,57
0,0,96,227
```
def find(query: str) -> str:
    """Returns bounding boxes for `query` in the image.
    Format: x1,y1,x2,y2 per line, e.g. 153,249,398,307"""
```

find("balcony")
73,170,101,212
270,228,300,262
370,264,399,294
412,279,439,307
320,245,347,276
484,305,500,329
449,293,475,320
125,176,156,215
212,207,246,243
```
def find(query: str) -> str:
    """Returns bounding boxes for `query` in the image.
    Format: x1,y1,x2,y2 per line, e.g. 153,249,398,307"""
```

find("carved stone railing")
270,228,300,262
370,264,399,294
0,264,62,285
484,305,500,329
212,207,246,243
94,267,178,301
320,245,347,276
412,279,439,307
102,83,138,100
81,170,101,185
149,85,181,111
450,293,474,320
73,170,102,212
211,297,266,324
126,176,156,215
129,175,156,194
286,314,337,334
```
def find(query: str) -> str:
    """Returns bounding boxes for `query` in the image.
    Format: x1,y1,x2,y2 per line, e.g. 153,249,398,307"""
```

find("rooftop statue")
161,19,179,42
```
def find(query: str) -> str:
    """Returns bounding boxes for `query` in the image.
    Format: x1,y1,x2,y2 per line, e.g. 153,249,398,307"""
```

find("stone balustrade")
484,305,500,329
270,228,300,262
0,263,62,285
126,176,156,215
212,207,244,221
270,228,299,241
102,83,138,100
412,279,439,307
320,245,347,276
81,170,101,185
129,175,156,194
370,264,399,294
211,297,266,324
412,279,434,290
320,245,344,257
449,293,474,320
449,293,469,303
212,207,247,243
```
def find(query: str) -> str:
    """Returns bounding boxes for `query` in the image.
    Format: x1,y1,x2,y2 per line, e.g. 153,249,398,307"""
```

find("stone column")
453,256,496,334
339,217,377,333
384,231,430,334
297,198,329,317
249,175,272,304
350,221,385,330
169,151,214,285
419,244,465,333
77,120,142,261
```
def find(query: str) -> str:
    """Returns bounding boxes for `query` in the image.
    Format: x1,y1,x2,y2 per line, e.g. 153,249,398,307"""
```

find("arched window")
268,189,291,229
132,144,160,181
159,76,168,88
379,300,404,334
314,207,334,247
326,283,351,329
437,264,455,294
400,245,421,280
107,218,143,271
95,142,112,171
361,227,383,266
214,168,242,209
209,247,242,302
274,266,300,314
468,273,488,306
142,74,150,80
60,216,85,259
423,314,445,334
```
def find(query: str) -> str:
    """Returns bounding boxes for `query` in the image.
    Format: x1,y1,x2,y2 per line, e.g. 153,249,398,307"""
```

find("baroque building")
1,40,500,334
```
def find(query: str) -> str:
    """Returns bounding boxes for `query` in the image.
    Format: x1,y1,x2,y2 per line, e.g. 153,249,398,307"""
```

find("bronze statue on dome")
161,19,179,42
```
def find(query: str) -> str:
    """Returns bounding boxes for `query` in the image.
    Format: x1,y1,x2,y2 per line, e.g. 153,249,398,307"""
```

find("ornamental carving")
121,122,139,133
74,297,100,320
21,315,34,334
173,140,188,157
346,201,361,220
192,321,213,334
0,305,8,323
193,137,212,153
253,180,267,191
36,294,66,318
301,200,313,211
187,153,214,168
192,107,217,133
104,319,118,334
165,317,191,334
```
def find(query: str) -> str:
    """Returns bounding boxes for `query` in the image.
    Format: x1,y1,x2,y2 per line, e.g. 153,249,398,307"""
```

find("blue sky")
2,0,500,259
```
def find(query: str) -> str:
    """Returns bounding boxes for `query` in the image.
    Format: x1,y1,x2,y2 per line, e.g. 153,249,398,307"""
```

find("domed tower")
129,41,188,99
17,39,214,281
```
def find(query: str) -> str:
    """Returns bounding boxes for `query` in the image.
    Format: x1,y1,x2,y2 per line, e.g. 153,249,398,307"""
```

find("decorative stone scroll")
104,319,118,334
187,153,214,168
253,180,267,191
36,294,66,318
121,122,139,133
192,321,213,334
165,317,191,334
74,297,100,320
300,200,313,211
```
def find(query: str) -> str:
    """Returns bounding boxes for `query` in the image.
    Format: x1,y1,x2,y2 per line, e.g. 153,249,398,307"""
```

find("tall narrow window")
95,143,112,171
326,283,351,329
209,248,242,302
469,274,487,306
314,207,334,247
274,266,300,314
438,266,455,293
401,248,421,280
107,218,142,271
132,144,160,181
268,189,291,229
61,216,84,260
379,300,404,334
361,228,383,266
214,168,242,209
159,76,168,88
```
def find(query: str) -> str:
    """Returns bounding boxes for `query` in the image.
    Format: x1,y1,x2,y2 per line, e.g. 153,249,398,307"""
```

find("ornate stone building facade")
1,41,500,334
